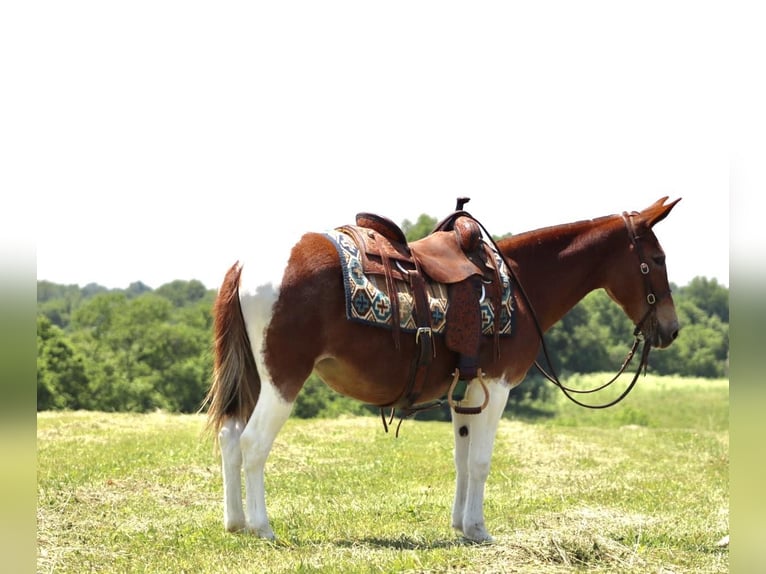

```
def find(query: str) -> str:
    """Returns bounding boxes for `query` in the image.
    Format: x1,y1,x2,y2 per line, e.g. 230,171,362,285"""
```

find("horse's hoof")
246,524,276,539
224,516,246,532
462,525,494,544
464,534,494,544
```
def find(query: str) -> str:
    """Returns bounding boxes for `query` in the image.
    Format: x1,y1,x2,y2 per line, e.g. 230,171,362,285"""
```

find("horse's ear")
640,196,682,228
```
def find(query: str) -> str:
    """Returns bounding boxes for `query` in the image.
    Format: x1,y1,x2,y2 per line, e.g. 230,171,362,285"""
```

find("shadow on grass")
400,403,558,425
334,534,490,550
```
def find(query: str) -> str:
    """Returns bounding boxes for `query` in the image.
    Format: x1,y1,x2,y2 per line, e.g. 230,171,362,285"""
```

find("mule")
202,196,681,542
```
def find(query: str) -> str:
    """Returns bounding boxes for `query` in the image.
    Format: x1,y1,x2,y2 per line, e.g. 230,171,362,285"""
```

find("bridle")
505,211,667,409
621,210,672,328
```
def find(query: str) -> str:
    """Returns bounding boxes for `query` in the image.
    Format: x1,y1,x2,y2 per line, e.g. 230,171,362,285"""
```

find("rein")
479,211,659,410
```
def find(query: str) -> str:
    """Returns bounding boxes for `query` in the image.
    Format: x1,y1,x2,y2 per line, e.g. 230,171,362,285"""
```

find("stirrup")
448,369,490,415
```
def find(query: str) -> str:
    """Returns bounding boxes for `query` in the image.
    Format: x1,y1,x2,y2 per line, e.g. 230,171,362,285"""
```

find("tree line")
37,216,728,416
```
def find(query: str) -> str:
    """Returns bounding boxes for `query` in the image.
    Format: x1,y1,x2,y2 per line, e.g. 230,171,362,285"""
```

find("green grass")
37,375,728,573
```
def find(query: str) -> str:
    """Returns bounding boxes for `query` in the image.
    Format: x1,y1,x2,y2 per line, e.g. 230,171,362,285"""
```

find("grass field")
37,374,728,573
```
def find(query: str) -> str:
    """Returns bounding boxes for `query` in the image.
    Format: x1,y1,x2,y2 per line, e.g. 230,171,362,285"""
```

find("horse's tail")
202,261,261,437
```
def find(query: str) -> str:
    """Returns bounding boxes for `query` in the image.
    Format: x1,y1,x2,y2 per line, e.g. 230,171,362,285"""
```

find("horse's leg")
451,412,470,533
219,416,246,530
450,379,510,542
239,378,294,539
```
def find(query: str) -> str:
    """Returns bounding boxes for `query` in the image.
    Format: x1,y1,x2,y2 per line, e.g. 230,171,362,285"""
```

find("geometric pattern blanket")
324,229,514,336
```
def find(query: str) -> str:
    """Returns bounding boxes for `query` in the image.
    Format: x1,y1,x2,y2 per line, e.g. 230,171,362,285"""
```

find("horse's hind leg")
219,417,246,531
240,378,294,539
451,379,510,543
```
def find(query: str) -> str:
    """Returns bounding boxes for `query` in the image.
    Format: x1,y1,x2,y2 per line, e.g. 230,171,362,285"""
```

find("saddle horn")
456,197,471,210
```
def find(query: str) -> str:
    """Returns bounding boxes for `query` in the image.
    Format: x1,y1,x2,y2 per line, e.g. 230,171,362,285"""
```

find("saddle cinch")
338,198,504,417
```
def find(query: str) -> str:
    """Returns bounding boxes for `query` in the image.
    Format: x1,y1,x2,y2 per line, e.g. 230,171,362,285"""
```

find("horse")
202,196,681,543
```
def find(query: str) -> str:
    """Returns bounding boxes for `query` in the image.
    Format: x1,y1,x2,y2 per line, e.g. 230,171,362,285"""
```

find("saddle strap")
380,249,401,350
483,242,504,358
401,259,434,406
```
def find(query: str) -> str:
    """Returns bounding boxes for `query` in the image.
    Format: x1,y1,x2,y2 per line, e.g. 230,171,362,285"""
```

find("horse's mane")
501,214,618,250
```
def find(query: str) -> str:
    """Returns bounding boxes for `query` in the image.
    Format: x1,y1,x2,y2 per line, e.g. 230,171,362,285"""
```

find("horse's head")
604,196,681,349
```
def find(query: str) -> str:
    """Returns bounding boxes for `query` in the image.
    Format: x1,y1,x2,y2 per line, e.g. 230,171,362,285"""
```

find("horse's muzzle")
652,320,680,349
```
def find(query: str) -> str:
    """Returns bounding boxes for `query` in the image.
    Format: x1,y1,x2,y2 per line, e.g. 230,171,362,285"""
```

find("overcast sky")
9,1,758,291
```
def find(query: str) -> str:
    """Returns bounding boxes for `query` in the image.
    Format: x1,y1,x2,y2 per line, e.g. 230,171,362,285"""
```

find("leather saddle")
337,198,504,412
344,212,488,285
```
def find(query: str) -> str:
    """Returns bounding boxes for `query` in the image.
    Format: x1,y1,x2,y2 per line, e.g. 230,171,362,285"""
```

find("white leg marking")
219,417,246,531
240,378,293,539
451,379,510,543
451,415,470,532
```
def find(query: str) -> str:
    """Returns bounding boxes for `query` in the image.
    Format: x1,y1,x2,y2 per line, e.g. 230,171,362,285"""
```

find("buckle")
415,327,432,344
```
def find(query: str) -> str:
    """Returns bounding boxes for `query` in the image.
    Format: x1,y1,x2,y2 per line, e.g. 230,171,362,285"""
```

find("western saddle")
338,198,504,418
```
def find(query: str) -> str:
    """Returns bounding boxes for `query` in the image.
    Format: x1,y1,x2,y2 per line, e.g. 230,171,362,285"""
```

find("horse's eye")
653,255,666,266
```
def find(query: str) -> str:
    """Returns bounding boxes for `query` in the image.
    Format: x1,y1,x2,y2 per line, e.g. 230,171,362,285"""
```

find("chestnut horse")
203,197,681,542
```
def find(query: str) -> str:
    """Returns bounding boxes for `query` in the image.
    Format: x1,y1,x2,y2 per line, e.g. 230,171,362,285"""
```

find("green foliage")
37,281,83,327
37,315,90,410
155,279,209,307
647,288,729,378
536,283,728,380
38,281,215,413
681,276,729,322
401,213,438,241
125,281,153,297
539,299,612,374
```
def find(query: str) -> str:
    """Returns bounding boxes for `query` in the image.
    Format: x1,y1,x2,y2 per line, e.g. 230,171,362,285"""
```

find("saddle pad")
325,229,514,336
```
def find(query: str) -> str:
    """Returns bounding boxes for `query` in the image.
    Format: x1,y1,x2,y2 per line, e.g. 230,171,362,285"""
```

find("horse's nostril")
671,329,679,341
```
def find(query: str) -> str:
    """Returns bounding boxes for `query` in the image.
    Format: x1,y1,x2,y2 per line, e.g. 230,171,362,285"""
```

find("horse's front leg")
451,410,470,533
450,379,510,543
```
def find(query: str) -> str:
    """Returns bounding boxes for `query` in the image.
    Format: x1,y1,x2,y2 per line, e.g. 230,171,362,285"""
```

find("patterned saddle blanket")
325,229,514,336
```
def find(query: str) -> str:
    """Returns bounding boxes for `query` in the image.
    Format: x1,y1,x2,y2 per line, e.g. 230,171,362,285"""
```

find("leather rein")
482,210,665,409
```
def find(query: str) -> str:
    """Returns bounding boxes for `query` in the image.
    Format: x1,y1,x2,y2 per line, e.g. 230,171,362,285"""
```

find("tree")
71,291,128,344
155,279,209,307
680,277,729,322
37,316,90,410
37,281,82,328
662,297,728,378
125,281,152,298
401,214,437,241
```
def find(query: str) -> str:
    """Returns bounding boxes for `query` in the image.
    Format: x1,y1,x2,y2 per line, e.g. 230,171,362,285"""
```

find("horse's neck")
501,217,622,332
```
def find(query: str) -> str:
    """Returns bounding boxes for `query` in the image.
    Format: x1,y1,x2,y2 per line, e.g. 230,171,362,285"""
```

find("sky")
11,1,766,292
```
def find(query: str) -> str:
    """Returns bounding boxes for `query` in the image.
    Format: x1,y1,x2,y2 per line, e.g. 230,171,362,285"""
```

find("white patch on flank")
237,238,291,361
237,229,303,292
